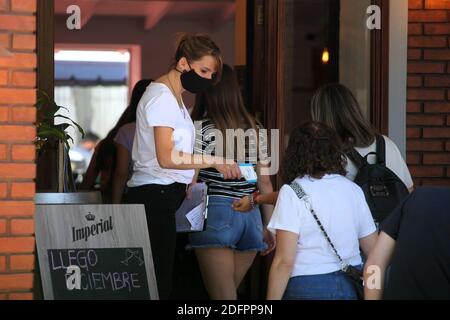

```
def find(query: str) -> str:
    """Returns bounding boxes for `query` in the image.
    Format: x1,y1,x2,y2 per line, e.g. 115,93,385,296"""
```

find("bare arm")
154,127,240,179
256,191,279,206
256,163,274,225
363,232,396,300
79,147,99,190
256,163,276,255
267,230,298,300
191,169,200,184
359,232,379,257
232,191,279,212
111,143,130,204
185,169,201,200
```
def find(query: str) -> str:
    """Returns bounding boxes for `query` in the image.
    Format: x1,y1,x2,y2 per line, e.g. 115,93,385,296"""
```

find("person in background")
233,83,414,213
364,187,450,300
125,33,241,300
111,79,153,204
80,79,152,203
267,122,378,300
189,64,275,300
310,83,414,193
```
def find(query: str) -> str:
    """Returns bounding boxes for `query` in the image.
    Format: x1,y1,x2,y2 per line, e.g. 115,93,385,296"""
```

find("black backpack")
347,135,409,223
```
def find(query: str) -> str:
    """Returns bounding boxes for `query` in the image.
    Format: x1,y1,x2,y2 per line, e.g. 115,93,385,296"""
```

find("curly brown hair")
283,121,347,184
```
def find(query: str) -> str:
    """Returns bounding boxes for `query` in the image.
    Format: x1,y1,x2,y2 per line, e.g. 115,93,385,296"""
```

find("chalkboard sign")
36,205,158,300
49,248,150,300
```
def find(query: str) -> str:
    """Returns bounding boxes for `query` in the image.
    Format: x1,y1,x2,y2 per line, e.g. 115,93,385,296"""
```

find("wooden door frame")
36,0,56,192
37,0,54,104
250,0,285,190
371,0,390,135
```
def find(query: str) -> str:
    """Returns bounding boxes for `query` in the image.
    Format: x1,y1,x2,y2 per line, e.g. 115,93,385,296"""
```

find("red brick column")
0,0,36,300
407,0,450,186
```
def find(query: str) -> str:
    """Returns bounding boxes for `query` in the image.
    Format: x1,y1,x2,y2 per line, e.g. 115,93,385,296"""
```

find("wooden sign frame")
35,204,158,300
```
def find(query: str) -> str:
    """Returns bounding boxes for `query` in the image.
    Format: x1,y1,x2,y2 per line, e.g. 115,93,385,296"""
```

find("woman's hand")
261,227,276,256
232,196,253,212
214,162,241,180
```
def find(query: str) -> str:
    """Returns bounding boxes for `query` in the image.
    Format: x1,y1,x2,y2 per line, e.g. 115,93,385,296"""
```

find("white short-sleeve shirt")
127,82,195,187
267,174,376,277
345,135,414,190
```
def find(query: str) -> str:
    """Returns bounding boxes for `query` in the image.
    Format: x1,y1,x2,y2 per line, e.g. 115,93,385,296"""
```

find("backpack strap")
375,134,386,166
346,148,365,169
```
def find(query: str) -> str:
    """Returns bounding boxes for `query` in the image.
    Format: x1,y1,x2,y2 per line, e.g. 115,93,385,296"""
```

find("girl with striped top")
189,64,275,300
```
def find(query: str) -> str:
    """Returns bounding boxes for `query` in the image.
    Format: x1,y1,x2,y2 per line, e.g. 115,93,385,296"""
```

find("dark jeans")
283,265,364,300
126,183,187,300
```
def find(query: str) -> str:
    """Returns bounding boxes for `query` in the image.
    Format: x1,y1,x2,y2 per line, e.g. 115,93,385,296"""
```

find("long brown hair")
171,33,223,83
310,83,376,151
191,64,259,160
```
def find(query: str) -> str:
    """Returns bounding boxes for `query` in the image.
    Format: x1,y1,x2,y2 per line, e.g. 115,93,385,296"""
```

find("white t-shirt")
345,135,413,189
127,82,195,187
268,174,377,277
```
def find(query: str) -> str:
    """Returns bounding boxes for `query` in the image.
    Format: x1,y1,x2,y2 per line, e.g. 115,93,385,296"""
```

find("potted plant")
36,90,85,192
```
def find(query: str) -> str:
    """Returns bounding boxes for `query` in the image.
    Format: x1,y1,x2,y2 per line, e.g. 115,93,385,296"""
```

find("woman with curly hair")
233,84,413,213
266,121,378,300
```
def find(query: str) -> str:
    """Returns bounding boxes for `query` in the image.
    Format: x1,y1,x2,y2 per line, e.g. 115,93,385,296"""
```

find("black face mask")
178,63,214,94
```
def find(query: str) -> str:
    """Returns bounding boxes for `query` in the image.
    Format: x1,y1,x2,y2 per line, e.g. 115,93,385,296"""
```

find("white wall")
340,0,371,118
389,0,408,156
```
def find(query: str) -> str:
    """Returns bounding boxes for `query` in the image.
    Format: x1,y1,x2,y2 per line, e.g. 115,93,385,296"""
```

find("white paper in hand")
175,183,208,233
186,203,206,231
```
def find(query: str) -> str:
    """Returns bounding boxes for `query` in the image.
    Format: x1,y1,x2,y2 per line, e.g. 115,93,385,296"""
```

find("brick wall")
0,0,36,300
407,0,450,186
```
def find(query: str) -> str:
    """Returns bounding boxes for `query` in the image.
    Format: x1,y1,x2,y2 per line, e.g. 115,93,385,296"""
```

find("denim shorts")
283,265,363,300
188,196,267,252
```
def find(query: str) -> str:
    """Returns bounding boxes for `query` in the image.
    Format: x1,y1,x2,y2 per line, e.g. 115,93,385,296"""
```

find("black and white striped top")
194,119,269,199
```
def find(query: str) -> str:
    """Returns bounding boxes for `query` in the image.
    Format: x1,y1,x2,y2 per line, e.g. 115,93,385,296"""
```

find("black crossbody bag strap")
289,181,349,272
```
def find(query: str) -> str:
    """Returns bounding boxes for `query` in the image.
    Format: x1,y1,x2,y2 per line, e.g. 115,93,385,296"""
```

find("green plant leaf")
54,115,85,138
56,105,69,112
36,89,85,144
66,134,74,144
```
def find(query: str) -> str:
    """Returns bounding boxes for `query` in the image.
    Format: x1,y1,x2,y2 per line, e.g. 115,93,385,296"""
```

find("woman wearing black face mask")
126,33,241,300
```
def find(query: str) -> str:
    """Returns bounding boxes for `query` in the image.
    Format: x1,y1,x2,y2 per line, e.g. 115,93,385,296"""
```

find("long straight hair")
310,83,376,151
191,64,259,158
